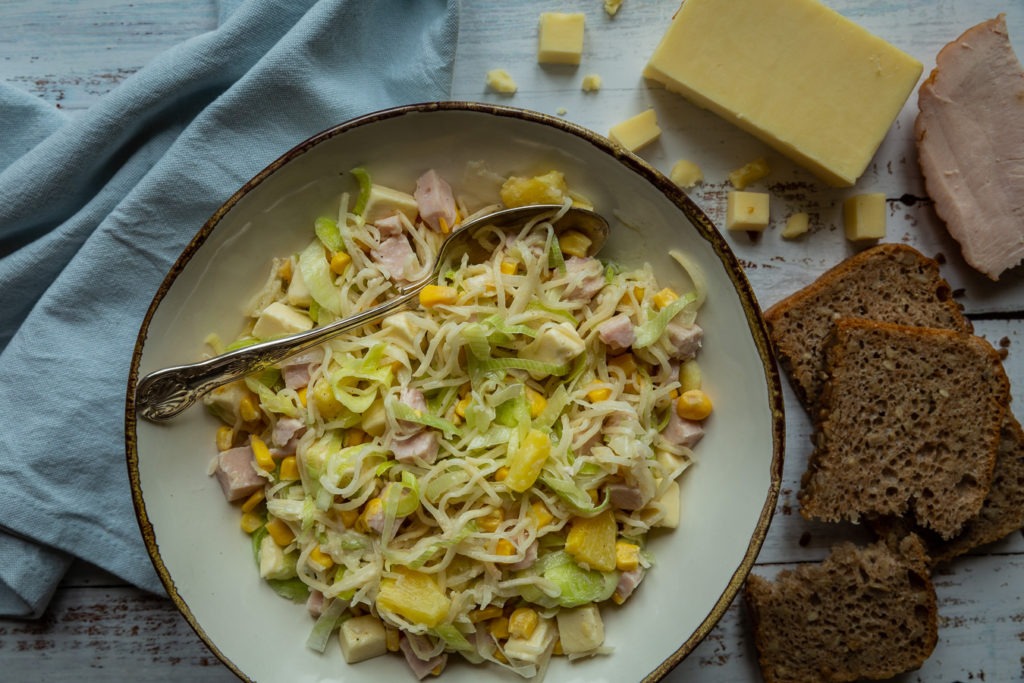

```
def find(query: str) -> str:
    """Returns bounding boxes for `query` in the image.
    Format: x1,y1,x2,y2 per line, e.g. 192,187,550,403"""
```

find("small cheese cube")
781,212,810,239
581,74,602,92
728,157,771,189
339,615,388,664
486,68,518,94
843,193,886,241
362,184,418,224
608,109,661,152
518,322,586,373
670,159,703,188
252,301,314,340
604,0,623,17
285,264,312,307
360,398,387,437
538,13,585,65
504,616,555,664
258,535,293,580
654,480,681,528
555,604,605,654
726,191,770,232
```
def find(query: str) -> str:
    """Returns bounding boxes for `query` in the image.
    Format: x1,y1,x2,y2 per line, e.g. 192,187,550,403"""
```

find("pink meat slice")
414,169,457,232
213,446,264,501
916,14,1024,280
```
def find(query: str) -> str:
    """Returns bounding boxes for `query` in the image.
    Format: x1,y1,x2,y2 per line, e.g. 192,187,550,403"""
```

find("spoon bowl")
135,204,608,422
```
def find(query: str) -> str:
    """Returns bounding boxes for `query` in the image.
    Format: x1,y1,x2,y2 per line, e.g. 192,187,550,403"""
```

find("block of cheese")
843,193,886,241
643,0,922,187
726,191,770,231
608,109,661,152
538,12,585,65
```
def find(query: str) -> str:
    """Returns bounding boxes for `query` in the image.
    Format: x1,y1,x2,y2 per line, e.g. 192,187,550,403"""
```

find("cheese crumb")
728,157,771,189
556,107,568,116
486,69,518,94
581,74,603,92
608,109,661,152
670,159,704,188
781,212,810,239
604,0,623,17
843,193,886,241
726,191,770,232
538,13,586,65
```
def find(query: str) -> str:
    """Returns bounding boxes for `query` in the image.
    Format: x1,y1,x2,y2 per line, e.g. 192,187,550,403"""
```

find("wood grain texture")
1,0,1022,681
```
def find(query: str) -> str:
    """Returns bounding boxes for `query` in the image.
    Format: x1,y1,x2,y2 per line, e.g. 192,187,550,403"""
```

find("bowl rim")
124,100,785,683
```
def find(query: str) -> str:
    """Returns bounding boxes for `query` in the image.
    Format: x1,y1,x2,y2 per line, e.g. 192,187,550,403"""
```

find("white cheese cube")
581,74,602,92
843,193,886,242
360,398,387,437
519,322,585,373
670,159,703,188
504,616,555,664
781,212,810,239
653,480,681,528
362,184,419,224
486,69,518,94
556,604,605,655
380,311,421,346
252,301,314,340
286,263,312,307
608,109,661,152
338,615,388,664
537,12,585,65
258,536,290,580
725,191,770,232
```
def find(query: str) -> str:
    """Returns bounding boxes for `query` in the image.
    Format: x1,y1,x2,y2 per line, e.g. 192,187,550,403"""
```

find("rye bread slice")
874,413,1024,564
800,318,1009,539
744,536,937,683
764,244,970,413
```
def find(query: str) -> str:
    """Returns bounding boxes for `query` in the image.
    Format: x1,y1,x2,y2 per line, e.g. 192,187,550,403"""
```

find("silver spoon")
135,204,610,422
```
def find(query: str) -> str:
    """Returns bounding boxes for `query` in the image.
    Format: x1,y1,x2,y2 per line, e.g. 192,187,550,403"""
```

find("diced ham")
272,417,305,449
414,169,458,232
614,567,646,604
507,539,539,572
400,387,428,413
665,321,703,360
661,409,704,448
374,213,405,238
915,14,1024,280
400,634,448,680
608,483,648,511
391,430,439,465
371,235,417,282
597,313,635,351
362,501,386,534
563,256,605,302
306,590,325,617
282,363,312,390
213,446,264,502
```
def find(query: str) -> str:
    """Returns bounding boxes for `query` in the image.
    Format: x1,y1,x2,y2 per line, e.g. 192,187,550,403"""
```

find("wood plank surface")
1,0,1022,681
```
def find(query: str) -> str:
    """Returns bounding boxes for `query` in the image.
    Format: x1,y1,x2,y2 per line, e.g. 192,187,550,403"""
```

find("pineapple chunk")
505,429,552,493
376,566,451,627
500,171,568,208
564,509,617,572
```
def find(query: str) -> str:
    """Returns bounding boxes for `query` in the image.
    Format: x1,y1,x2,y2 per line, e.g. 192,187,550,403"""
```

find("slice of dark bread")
764,244,970,413
744,536,938,683
874,413,1024,564
800,318,1009,539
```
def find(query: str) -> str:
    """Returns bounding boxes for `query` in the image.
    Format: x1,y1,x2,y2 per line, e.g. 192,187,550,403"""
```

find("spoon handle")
135,286,422,422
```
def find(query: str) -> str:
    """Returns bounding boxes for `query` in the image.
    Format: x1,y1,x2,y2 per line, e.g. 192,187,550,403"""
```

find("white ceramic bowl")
126,102,784,683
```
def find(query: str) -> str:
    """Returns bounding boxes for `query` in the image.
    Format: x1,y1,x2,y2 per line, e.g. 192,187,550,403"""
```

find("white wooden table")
2,1,1022,681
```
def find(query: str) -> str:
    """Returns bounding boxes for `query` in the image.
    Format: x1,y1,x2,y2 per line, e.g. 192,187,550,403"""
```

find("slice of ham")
660,409,704,448
391,430,439,465
597,313,635,351
400,635,447,680
563,256,605,302
414,169,458,232
272,417,305,450
375,213,405,238
665,321,703,360
213,445,264,501
916,14,1024,280
371,235,417,282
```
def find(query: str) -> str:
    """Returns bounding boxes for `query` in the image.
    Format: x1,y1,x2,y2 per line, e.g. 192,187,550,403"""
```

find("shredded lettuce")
306,596,349,653
350,167,372,216
315,216,345,253
298,238,342,315
633,292,697,349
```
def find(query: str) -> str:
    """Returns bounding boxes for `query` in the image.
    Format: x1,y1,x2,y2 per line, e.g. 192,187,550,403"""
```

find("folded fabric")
0,0,458,618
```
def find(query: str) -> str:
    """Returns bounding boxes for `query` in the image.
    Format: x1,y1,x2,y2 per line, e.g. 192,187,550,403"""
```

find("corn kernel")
525,387,547,418
489,617,510,640
308,546,334,571
339,507,360,528
478,509,504,533
455,395,471,418
496,538,516,556
652,287,679,310
240,511,263,534
239,393,262,423
508,607,539,639
330,251,351,275
586,385,612,402
633,286,646,302
469,606,504,623
499,260,518,275
385,626,401,652
528,501,555,529
265,517,295,546
615,540,641,571
312,379,344,420
419,284,458,308
609,353,638,376
558,230,593,259
296,386,308,407
345,429,368,447
216,425,234,452
493,466,510,482
240,489,265,513
676,389,713,421
679,359,702,392
279,456,300,481
612,592,626,606
431,661,446,677
552,638,564,656
357,498,383,533
250,435,275,472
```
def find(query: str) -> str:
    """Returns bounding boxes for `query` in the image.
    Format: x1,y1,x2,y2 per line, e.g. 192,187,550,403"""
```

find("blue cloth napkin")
0,0,458,619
